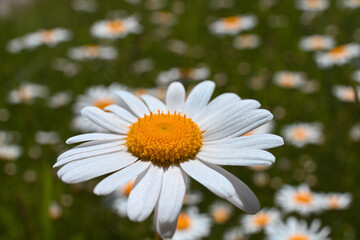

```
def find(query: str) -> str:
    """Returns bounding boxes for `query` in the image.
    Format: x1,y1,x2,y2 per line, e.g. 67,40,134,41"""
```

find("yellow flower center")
126,112,203,166
307,0,321,8
292,127,308,141
213,209,230,224
41,30,56,43
311,37,325,50
176,213,192,230
121,180,135,197
252,213,271,227
107,21,126,34
328,196,340,209
223,16,241,30
293,191,313,205
342,89,355,101
281,74,296,88
288,234,310,240
84,45,100,57
93,98,115,110
329,46,347,59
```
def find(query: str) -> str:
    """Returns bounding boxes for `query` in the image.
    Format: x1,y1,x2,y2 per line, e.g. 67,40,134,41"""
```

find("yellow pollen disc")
281,74,296,88
126,112,203,166
342,89,355,101
307,0,321,8
288,234,310,240
41,30,56,43
223,16,241,30
292,127,308,141
107,21,126,34
176,213,192,230
252,213,271,227
93,98,115,110
121,180,135,197
294,191,313,205
328,197,340,209
213,209,230,224
311,37,325,50
329,46,346,59
84,45,100,56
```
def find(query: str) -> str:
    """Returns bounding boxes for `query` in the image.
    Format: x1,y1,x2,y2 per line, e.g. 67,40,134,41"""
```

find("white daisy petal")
181,160,260,214
203,109,273,141
141,94,168,113
59,151,137,183
81,106,129,134
203,134,284,150
155,165,186,238
184,81,215,119
94,161,151,195
166,82,185,113
104,104,138,123
66,133,125,144
197,149,275,166
127,164,164,221
116,90,150,117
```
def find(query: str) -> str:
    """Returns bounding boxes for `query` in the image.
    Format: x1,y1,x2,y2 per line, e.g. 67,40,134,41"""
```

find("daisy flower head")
171,207,212,240
55,81,284,239
0,144,22,161
299,35,335,51
281,122,323,148
265,217,331,240
296,0,329,12
8,83,48,104
315,43,360,68
332,85,360,102
274,71,306,89
68,45,118,61
275,184,324,216
90,16,142,39
72,83,128,132
209,200,233,224
323,192,352,210
209,15,258,36
7,28,72,53
241,208,281,234
340,0,360,8
223,227,247,240
233,34,261,50
156,67,210,86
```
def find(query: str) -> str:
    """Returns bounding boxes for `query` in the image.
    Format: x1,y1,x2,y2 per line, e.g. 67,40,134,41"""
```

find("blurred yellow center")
107,21,126,33
292,127,308,141
84,45,100,56
281,74,296,87
342,89,355,101
176,213,192,230
126,112,203,166
213,209,229,224
311,37,325,50
328,197,340,209
253,213,271,227
223,16,241,29
121,180,135,197
41,30,56,43
93,98,115,110
294,191,313,205
329,46,346,59
307,0,321,8
289,234,310,240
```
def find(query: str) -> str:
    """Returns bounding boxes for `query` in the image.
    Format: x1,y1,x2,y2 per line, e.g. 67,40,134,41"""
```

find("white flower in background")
72,84,128,132
349,123,360,141
323,193,352,210
55,81,283,239
172,207,212,240
49,201,63,220
275,184,324,216
296,0,329,11
35,131,61,145
109,179,135,217
151,11,177,26
47,91,72,109
8,83,48,104
241,208,281,234
332,85,360,102
68,45,118,61
0,144,22,161
90,16,142,39
209,15,258,35
7,28,72,53
209,201,233,224
71,0,98,12
156,67,210,85
340,0,360,8
299,35,335,51
223,227,246,240
51,58,80,77
233,34,261,50
183,191,203,205
274,71,306,89
352,70,360,83
315,43,360,68
265,217,331,240
282,122,323,148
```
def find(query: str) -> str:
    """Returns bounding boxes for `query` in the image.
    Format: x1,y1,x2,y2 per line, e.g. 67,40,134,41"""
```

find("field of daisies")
1,0,360,239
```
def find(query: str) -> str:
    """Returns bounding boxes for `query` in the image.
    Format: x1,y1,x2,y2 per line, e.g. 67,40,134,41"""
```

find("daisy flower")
8,83,48,104
274,71,306,89
68,45,118,61
54,81,283,239
323,192,352,210
171,207,212,240
209,15,258,36
209,201,233,224
340,0,360,8
315,43,360,68
0,144,22,161
275,184,324,216
296,0,329,12
35,131,61,145
223,227,247,240
233,34,261,50
332,85,360,102
72,83,127,132
265,217,331,240
281,122,323,148
90,16,142,39
7,28,72,53
299,35,335,51
47,91,72,109
156,67,210,86
241,208,281,234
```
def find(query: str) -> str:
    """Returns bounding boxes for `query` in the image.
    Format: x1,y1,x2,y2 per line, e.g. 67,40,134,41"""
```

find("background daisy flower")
241,208,281,234
209,15,258,35
68,45,118,61
299,35,335,51
315,43,360,68
281,122,323,148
